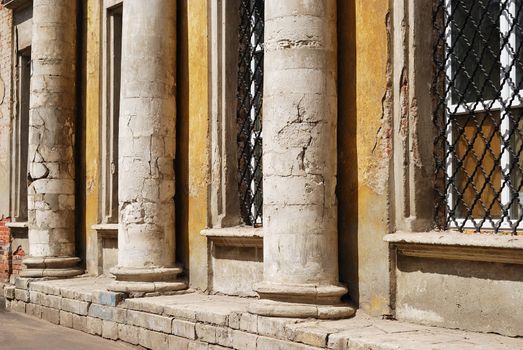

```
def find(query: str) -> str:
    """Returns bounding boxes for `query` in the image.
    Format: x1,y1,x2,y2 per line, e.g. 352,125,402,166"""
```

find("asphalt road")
0,297,137,350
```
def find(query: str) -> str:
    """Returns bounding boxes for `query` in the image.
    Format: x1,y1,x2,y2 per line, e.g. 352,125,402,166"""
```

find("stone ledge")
6,221,28,229
4,277,523,350
202,227,263,247
386,231,523,264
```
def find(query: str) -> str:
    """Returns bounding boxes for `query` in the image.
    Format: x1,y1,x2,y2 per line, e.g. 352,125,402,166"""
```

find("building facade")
0,0,522,347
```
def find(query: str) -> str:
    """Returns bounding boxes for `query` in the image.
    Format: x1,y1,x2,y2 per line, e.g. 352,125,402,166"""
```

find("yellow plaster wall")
176,0,209,290
338,0,392,316
83,0,101,275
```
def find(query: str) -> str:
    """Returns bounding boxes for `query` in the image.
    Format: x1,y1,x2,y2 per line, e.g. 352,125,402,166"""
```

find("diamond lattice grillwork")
434,0,523,232
237,0,264,226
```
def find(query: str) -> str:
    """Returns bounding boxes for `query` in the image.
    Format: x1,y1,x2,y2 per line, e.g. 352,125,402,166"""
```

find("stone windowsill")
91,223,118,238
6,221,28,229
201,226,263,247
385,231,523,265
2,0,32,11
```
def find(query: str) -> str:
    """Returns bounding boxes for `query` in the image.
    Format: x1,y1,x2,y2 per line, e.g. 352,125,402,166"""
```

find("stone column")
23,0,82,278
108,0,185,294
249,0,354,319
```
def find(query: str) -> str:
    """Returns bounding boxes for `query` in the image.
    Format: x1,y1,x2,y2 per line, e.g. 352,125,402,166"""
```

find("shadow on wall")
338,0,359,304
175,0,190,277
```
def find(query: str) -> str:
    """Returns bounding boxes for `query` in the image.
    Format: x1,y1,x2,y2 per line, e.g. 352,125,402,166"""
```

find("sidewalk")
4,276,523,350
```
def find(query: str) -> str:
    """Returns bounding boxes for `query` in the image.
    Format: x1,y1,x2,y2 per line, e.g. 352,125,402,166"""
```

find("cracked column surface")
249,0,355,319
23,0,83,278
108,0,185,294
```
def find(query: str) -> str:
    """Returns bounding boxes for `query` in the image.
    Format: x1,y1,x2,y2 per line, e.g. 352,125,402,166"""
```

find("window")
434,0,523,232
236,0,264,226
100,3,122,224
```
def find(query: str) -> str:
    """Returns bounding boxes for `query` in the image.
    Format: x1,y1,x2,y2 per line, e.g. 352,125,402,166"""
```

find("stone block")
228,312,241,329
86,316,102,335
239,313,258,333
256,336,317,350
196,308,229,326
15,277,32,290
59,310,73,328
140,328,170,350
127,309,172,333
232,330,258,350
41,293,61,309
31,281,61,296
138,327,152,349
92,290,124,306
102,320,118,340
172,319,196,339
209,346,232,350
286,323,329,348
257,316,302,339
188,341,209,350
26,303,43,318
195,323,216,343
120,298,164,314
215,327,233,348
41,306,60,324
164,304,197,321
169,335,190,350
88,303,126,322
29,291,43,305
61,298,89,315
72,314,88,332
4,286,15,300
60,288,92,302
11,300,26,313
14,289,29,302
118,324,140,345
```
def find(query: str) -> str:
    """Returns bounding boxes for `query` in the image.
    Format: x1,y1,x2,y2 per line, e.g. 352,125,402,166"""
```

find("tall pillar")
23,0,82,278
249,0,354,318
108,0,185,294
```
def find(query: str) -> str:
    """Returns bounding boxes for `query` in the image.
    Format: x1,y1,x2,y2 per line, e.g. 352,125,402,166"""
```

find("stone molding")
208,0,242,228
386,232,523,264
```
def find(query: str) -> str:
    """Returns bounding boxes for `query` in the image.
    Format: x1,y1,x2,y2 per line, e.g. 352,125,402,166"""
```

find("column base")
20,257,84,278
249,281,355,319
107,266,187,294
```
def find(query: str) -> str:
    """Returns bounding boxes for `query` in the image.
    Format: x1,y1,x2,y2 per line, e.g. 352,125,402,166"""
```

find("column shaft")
109,0,185,294
23,0,82,278
251,0,354,319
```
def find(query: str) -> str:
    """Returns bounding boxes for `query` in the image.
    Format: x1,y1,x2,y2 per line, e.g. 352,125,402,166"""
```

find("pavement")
0,297,137,350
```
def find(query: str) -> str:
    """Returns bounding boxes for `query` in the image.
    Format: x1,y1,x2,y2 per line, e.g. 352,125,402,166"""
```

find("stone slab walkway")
4,276,523,350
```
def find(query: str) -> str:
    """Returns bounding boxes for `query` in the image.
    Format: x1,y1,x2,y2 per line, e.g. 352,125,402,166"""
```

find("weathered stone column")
108,0,185,294
249,0,354,318
23,0,82,278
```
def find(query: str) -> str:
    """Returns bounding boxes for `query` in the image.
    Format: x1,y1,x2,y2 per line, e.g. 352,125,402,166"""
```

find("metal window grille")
237,0,264,226
434,0,523,233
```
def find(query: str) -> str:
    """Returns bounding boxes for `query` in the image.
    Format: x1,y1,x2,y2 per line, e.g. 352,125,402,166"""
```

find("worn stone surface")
110,0,182,291
395,255,523,337
26,0,80,272
254,0,348,315
6,278,523,350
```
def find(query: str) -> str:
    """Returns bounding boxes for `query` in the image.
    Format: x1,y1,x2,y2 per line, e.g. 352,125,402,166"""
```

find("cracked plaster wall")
338,0,393,316
27,0,77,258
